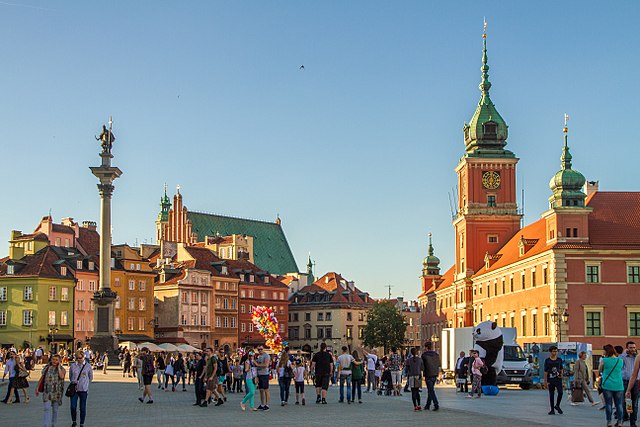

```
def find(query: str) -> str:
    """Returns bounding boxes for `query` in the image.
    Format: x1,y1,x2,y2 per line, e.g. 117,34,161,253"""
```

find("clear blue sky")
1,1,638,300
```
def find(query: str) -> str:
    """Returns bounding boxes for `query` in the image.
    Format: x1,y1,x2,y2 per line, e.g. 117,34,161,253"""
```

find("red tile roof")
51,224,74,234
435,265,455,291
292,272,373,305
587,192,640,247
77,227,100,256
0,247,73,279
12,232,49,242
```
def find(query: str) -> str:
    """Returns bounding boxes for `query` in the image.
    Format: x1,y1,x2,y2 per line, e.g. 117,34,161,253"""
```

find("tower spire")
561,113,572,170
480,18,491,98
428,232,434,256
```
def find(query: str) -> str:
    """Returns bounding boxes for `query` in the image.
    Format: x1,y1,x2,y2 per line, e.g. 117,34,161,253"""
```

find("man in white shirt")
337,346,354,403
363,348,378,392
35,347,44,364
1,351,20,403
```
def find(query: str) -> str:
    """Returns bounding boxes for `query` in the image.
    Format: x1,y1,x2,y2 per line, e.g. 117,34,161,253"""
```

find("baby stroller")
377,369,393,396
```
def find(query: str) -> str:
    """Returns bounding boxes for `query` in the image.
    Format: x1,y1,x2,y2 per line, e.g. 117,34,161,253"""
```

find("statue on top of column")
95,118,116,154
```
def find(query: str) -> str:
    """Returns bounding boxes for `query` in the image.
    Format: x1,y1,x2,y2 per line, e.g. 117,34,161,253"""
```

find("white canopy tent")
137,342,163,352
176,344,200,352
157,343,179,352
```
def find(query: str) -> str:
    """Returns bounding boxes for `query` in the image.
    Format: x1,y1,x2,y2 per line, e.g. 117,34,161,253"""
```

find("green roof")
187,212,298,275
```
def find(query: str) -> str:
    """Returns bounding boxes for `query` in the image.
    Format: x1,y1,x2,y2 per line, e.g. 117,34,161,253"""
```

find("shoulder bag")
37,366,50,393
66,363,86,397
601,358,621,390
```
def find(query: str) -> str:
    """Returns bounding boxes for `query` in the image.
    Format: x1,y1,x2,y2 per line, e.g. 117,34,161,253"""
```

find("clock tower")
453,29,522,284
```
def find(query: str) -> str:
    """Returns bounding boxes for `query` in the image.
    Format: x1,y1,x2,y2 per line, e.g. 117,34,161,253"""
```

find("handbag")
37,366,49,393
66,363,86,398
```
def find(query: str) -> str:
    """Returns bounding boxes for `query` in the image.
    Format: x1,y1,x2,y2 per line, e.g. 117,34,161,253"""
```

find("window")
347,312,352,321
181,314,188,326
23,310,33,326
509,277,514,292
305,312,311,322
240,289,246,298
249,323,254,332
586,265,600,283
566,228,571,239
88,261,94,270
241,322,246,332
114,317,120,330
487,195,497,207
129,280,135,290
231,317,236,328
488,235,498,243
317,312,324,321
317,327,324,339
139,318,145,331
60,266,67,276
346,326,353,338
6,264,14,275
521,312,527,336
201,292,208,304
586,311,602,336
216,316,221,328
61,287,69,301
231,299,236,309
521,273,526,289
544,311,550,336
0,287,6,301
49,286,57,301
293,313,299,322
326,312,332,321
48,310,56,326
531,271,536,287
128,317,135,331
241,305,246,313
532,313,538,336
182,291,188,304
501,279,505,294
114,278,120,287
24,286,33,301
88,281,96,291
77,260,83,269
260,291,266,299
630,312,640,336
128,297,136,310
326,327,332,338
304,327,311,339
115,296,121,309
0,310,6,326
358,312,365,321
573,228,578,237
223,298,229,309
139,298,146,311
249,290,254,298
628,266,640,284
509,313,515,328
139,280,146,291
192,292,198,304
358,327,364,339
216,297,221,309
78,299,85,311
90,301,94,311
201,314,207,326
542,267,548,285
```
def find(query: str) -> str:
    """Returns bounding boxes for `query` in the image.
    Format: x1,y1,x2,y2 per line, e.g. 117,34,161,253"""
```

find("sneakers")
146,400,154,404
281,402,285,406
302,398,306,406
257,405,265,410
263,405,270,411
548,410,555,415
295,401,300,405
138,397,144,403
555,405,563,414
200,402,208,407
321,398,327,404
316,396,321,404
432,406,439,411
358,400,362,404
215,398,224,406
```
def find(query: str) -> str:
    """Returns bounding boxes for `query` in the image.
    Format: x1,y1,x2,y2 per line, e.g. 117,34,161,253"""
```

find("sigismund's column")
89,117,122,355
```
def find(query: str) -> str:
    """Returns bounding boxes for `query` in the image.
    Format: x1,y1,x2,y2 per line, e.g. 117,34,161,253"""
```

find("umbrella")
176,344,200,352
137,342,163,352
157,343,179,352
119,341,137,350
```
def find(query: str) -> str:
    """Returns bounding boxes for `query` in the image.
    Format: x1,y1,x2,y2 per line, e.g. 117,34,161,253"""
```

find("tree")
362,301,407,353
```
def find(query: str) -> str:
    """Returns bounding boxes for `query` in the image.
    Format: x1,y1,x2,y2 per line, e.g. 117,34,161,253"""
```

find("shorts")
314,374,330,390
206,379,216,391
391,370,402,385
143,375,153,386
257,375,270,390
295,381,304,393
218,376,226,384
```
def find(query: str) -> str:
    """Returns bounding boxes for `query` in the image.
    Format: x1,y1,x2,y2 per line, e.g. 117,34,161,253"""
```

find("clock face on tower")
482,171,501,190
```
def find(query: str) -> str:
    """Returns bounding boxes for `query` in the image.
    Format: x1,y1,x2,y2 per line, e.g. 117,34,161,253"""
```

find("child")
293,359,306,405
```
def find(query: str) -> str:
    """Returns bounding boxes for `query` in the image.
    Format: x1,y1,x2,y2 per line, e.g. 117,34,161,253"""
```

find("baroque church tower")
452,27,522,326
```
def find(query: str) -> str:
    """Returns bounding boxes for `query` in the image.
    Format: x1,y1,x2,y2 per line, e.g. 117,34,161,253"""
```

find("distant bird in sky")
299,65,305,70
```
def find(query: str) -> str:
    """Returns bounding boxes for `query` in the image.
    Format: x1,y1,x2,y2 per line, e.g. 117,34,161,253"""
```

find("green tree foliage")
362,301,407,353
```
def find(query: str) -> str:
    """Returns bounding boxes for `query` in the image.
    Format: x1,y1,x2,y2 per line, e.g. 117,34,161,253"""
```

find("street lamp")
551,308,569,343
431,334,439,351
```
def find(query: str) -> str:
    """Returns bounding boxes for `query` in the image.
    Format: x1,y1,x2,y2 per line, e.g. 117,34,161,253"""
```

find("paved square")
0,369,613,426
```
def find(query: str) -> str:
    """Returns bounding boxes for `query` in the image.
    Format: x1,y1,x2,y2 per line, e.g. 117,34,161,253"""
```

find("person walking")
255,345,271,410
101,352,109,375
572,351,597,407
363,348,378,393
201,347,223,407
174,353,187,392
232,359,244,393
138,347,155,404
455,351,470,393
216,349,229,401
421,341,441,411
155,352,166,390
193,352,206,406
350,350,364,404
544,345,564,415
600,344,624,427
467,350,484,399
293,358,306,405
621,341,638,425
405,347,424,411
311,342,333,405
12,356,31,403
164,353,176,392
35,353,66,427
1,350,20,403
240,351,258,411
69,350,94,427
337,346,354,403
134,352,144,390
277,347,293,406
388,347,403,396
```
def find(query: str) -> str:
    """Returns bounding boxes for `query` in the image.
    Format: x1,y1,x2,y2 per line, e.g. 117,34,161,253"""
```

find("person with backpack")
405,347,424,411
466,350,484,399
155,352,166,390
277,347,293,406
216,349,229,402
421,341,441,411
138,347,155,404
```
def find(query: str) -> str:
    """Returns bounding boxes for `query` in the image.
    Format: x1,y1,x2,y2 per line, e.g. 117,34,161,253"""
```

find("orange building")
419,33,640,353
111,244,156,342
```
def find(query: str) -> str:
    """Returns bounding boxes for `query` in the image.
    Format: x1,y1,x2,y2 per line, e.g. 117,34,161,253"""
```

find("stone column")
89,128,122,355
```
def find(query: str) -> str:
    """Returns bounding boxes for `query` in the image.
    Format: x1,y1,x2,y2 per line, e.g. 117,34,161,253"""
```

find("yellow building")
111,245,156,342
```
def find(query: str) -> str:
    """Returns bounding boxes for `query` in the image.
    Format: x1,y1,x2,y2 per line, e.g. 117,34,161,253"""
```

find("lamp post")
551,308,569,343
431,333,440,351
49,326,59,353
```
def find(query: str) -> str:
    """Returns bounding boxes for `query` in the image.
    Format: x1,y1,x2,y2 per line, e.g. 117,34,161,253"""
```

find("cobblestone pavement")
0,369,609,426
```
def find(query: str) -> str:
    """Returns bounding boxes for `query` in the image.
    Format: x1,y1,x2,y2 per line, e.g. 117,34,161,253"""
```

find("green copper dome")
463,34,514,159
422,233,440,276
157,184,171,222
548,129,586,208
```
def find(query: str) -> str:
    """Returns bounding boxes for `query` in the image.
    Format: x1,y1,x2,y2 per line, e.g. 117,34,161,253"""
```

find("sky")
0,1,639,301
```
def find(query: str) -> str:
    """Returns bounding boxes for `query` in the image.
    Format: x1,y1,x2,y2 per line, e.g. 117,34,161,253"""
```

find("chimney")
61,217,75,227
82,221,97,231
584,180,599,198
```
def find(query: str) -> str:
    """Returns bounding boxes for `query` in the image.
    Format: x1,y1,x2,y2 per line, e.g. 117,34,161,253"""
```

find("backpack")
144,356,155,376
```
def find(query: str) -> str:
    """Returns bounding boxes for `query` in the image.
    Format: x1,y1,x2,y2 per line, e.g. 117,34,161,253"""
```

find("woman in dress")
35,354,66,427
11,356,31,404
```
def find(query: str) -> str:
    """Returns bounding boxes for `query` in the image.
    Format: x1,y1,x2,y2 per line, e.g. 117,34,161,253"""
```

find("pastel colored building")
419,33,640,354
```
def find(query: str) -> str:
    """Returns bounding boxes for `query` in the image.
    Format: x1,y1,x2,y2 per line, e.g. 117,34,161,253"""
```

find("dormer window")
76,260,83,270
265,276,270,284
61,266,67,276
221,266,228,275
483,122,497,139
89,261,94,270
7,265,14,275
249,274,255,283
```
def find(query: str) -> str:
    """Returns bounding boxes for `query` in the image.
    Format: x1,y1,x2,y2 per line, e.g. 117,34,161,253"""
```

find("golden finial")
563,113,569,133
483,17,487,39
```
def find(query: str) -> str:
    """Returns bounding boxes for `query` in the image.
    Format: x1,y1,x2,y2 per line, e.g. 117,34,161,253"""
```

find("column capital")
97,183,115,197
